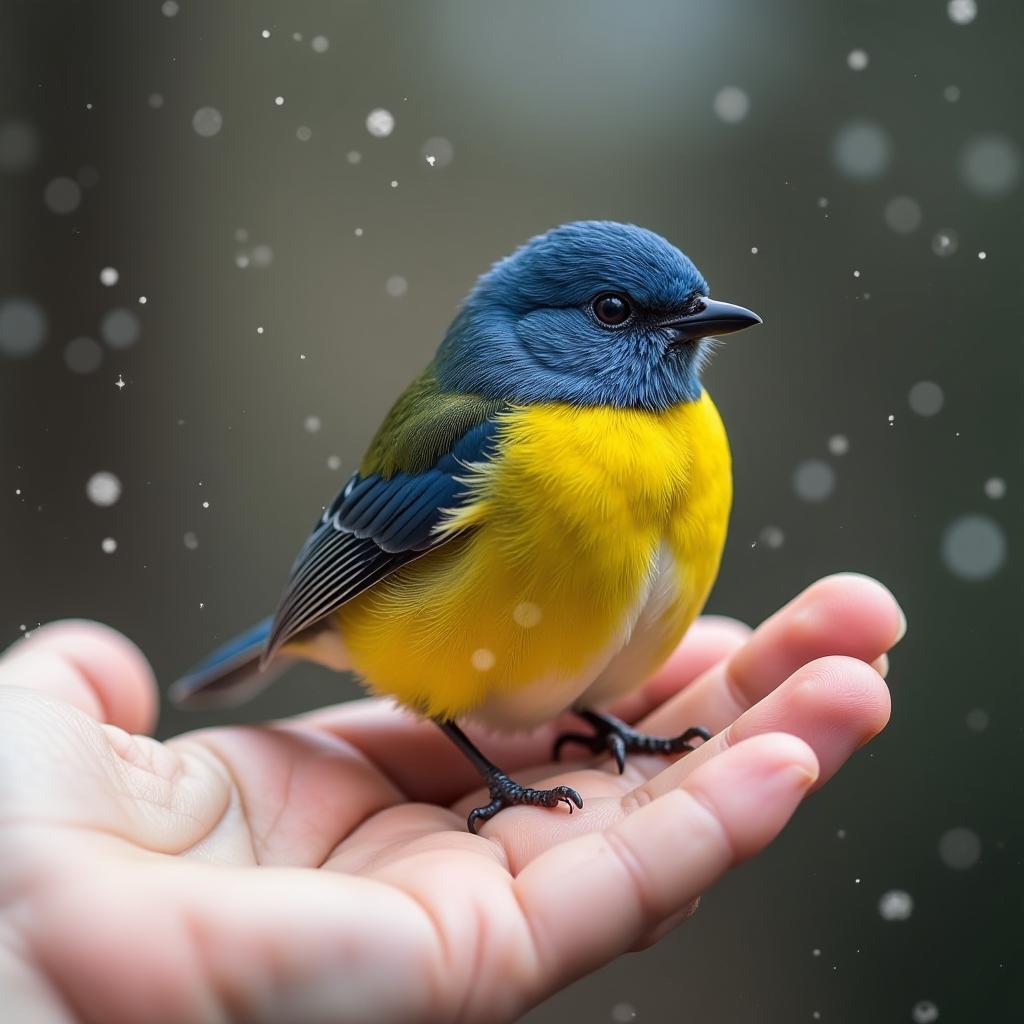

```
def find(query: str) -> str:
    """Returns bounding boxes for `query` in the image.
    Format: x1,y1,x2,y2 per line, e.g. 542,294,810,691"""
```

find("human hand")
0,574,901,1023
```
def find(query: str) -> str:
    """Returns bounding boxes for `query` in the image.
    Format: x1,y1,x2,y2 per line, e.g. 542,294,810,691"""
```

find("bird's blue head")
434,221,761,410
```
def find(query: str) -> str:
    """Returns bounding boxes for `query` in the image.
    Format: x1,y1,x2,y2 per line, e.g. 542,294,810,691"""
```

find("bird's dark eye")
592,292,632,326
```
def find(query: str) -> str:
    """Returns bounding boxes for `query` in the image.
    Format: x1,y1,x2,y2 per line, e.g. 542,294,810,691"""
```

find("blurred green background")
2,0,1020,1020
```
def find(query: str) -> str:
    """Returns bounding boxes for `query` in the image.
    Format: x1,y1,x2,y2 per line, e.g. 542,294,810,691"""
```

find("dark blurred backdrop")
2,1,1021,1020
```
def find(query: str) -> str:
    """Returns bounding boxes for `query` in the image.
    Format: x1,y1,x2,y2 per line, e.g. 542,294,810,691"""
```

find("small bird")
171,221,762,832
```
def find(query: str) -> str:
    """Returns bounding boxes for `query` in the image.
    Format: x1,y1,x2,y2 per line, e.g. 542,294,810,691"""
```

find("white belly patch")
467,542,680,731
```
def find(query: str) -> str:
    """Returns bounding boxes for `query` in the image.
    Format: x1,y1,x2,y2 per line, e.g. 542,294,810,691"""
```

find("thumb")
0,620,158,734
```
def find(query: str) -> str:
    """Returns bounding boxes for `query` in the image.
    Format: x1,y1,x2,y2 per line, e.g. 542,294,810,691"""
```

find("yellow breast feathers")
336,393,732,722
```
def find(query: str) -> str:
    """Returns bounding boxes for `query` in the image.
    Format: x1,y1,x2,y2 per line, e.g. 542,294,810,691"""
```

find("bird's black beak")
662,298,762,344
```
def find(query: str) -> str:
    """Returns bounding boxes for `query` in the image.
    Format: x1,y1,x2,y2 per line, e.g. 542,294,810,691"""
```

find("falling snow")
833,120,891,180
513,602,543,627
983,477,1005,499
101,308,141,349
947,0,977,26
420,136,454,168
0,298,47,358
793,459,835,502
712,86,749,123
470,648,496,671
366,108,395,138
86,471,122,507
884,196,922,233
878,889,914,921
43,177,81,214
941,516,1006,581
908,381,944,416
0,119,39,171
846,49,869,70
931,230,959,257
965,708,989,732
192,107,223,138
65,337,102,374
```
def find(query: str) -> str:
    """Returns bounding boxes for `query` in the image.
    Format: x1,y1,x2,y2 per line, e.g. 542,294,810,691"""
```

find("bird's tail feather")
169,617,292,708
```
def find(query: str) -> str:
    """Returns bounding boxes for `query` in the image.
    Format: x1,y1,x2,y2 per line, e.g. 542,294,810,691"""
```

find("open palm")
0,574,901,1024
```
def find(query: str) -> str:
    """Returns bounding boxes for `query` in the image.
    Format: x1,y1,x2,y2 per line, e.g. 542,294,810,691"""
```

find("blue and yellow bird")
171,221,762,831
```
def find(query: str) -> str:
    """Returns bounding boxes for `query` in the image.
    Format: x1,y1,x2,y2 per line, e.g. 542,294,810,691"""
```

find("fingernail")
749,757,819,803
871,653,890,678
894,607,907,644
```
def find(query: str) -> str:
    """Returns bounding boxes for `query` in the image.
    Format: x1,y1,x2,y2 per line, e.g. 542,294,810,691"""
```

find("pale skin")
0,574,902,1024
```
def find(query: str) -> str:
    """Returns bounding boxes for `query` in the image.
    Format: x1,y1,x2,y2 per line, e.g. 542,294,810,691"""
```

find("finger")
467,653,884,869
630,656,890,803
513,734,818,995
638,573,904,739
0,620,157,734
295,615,751,804
29,857,448,1024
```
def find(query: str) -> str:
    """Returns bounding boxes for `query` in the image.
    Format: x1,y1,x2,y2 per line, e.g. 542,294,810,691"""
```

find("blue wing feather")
168,617,288,708
262,416,500,661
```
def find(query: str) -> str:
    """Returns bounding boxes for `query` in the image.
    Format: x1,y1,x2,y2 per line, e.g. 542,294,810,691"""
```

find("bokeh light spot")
192,106,223,138
44,177,82,214
420,136,454,168
878,889,914,921
884,196,922,233
947,0,977,25
938,826,981,869
793,460,835,502
0,298,47,358
931,230,958,257
712,87,749,123
908,381,944,416
100,308,141,349
86,471,122,507
941,515,1006,581
65,336,103,374
366,108,395,137
960,134,1020,198
832,120,891,180
0,119,39,172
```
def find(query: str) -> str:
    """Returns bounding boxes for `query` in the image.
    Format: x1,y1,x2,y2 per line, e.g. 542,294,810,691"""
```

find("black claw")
552,710,710,774
608,732,627,774
552,731,601,761
466,773,584,833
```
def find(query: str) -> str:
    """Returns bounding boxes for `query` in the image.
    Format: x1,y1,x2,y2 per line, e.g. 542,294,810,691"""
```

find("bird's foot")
467,770,583,834
553,709,711,774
